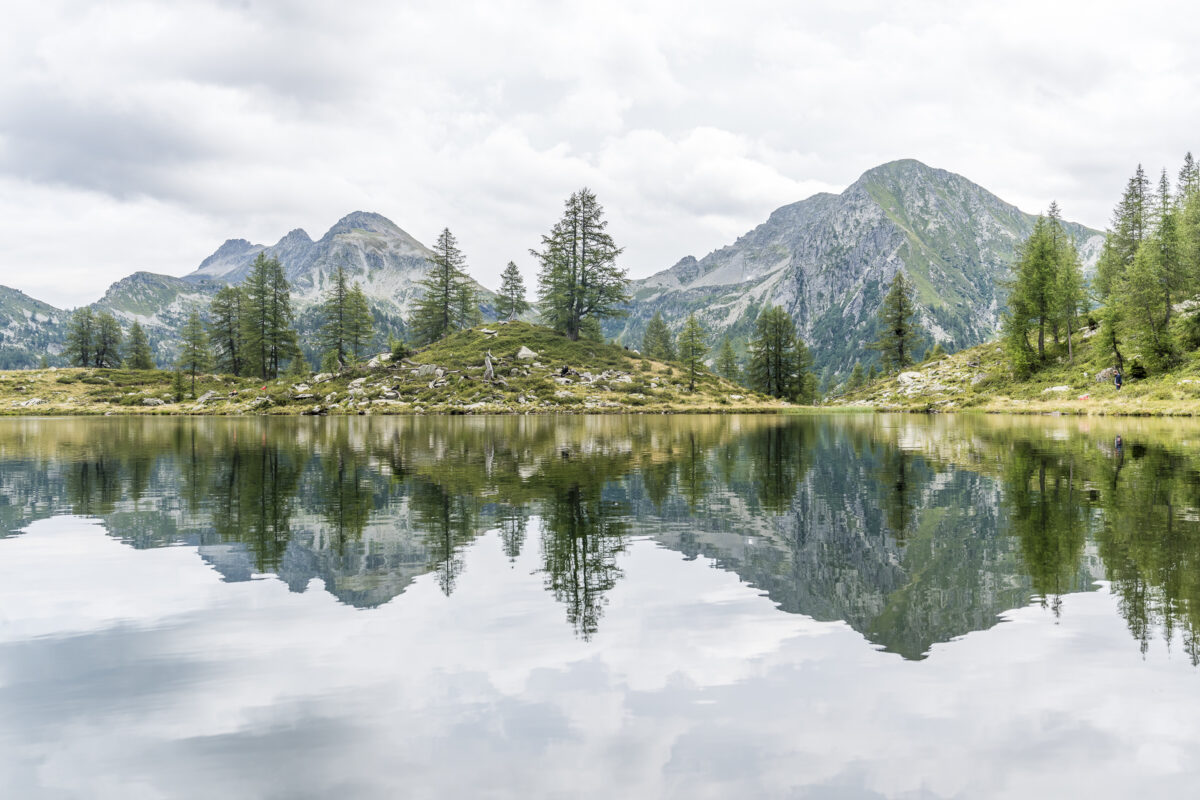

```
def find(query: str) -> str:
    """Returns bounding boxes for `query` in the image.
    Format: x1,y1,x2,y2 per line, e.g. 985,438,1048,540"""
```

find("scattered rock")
1095,367,1117,384
142,398,165,406
730,394,744,401
517,346,538,360
312,373,333,384
196,390,219,404
366,353,392,369
555,390,574,399
415,364,439,378
898,371,923,383
1042,385,1072,393
291,384,310,394
349,377,367,388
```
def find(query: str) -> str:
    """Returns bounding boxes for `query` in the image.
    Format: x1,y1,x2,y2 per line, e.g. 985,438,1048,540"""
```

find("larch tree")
318,265,352,370
677,314,709,391
870,270,921,372
177,310,210,397
410,228,474,345
64,308,96,367
748,305,813,401
533,188,628,341
641,312,675,361
1095,164,1151,300
496,261,529,320
93,312,124,368
125,321,155,370
715,338,740,383
241,253,299,380
346,283,374,363
209,286,247,376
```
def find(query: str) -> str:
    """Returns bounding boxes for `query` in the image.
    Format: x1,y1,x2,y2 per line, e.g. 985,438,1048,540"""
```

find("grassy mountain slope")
832,327,1200,415
0,322,786,415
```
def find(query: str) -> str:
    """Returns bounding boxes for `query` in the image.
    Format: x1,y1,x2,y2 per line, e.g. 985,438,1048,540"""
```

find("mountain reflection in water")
1,414,1198,661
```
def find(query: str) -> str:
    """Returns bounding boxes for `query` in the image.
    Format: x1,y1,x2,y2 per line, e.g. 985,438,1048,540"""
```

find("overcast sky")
2,0,1198,308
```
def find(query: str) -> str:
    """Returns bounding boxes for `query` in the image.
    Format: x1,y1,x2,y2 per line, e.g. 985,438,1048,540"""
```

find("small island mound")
0,322,788,416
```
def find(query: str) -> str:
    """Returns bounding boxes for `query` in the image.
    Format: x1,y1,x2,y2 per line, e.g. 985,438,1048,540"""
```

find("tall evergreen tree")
125,321,155,370
641,312,675,361
533,188,628,341
410,228,475,345
93,312,124,368
715,338,740,383
241,253,299,380
177,310,210,397
1178,152,1199,200
318,265,352,369
454,279,481,332
64,308,96,368
346,283,374,363
1096,164,1152,300
209,286,247,376
870,270,921,371
847,361,866,390
747,305,813,401
496,261,530,320
677,314,709,391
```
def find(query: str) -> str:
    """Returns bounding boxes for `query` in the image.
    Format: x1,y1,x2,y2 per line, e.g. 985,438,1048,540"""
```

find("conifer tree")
346,283,374,362
209,286,246,376
177,310,210,397
867,363,877,383
747,305,812,401
870,270,920,371
677,314,709,391
1096,164,1151,299
533,188,628,340
454,280,481,331
125,321,155,370
641,312,675,361
93,312,124,368
241,254,299,380
64,308,96,367
1179,152,1199,200
715,338,740,383
410,228,475,345
847,361,865,390
496,261,529,320
318,265,352,369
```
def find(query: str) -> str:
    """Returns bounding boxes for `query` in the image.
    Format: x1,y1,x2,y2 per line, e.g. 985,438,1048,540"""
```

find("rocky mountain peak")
322,211,406,240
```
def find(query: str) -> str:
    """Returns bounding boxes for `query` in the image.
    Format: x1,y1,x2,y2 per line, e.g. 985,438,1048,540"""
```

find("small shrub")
56,375,77,384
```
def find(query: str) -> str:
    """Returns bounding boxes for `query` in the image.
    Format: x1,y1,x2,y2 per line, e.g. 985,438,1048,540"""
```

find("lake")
1,414,1198,798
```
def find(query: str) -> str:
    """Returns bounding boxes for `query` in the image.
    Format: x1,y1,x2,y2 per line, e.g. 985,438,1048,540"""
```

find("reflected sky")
3,415,1200,797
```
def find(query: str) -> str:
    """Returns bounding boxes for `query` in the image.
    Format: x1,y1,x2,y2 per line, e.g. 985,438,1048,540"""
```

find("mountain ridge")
608,158,1104,381
0,161,1104,372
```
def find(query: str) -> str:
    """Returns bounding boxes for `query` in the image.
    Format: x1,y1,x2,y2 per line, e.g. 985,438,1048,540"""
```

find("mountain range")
0,160,1103,375
606,159,1103,379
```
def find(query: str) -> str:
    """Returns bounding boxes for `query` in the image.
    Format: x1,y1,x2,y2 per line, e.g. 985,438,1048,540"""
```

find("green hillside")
832,326,1200,415
0,322,787,415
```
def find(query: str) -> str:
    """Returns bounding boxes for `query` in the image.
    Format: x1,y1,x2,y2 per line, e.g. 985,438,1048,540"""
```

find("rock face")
185,211,495,321
607,159,1104,380
0,286,68,368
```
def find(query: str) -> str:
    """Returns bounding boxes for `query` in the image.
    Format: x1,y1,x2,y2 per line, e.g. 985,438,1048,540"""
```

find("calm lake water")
1,414,1199,798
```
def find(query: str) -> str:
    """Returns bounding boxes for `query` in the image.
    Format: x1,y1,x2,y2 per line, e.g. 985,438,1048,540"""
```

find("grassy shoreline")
832,328,1200,417
0,322,792,417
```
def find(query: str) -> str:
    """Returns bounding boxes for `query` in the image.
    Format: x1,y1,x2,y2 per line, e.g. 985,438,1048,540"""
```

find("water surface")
1,414,1198,798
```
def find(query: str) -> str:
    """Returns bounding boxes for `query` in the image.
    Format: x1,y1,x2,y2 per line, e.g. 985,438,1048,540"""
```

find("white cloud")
2,0,1200,306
